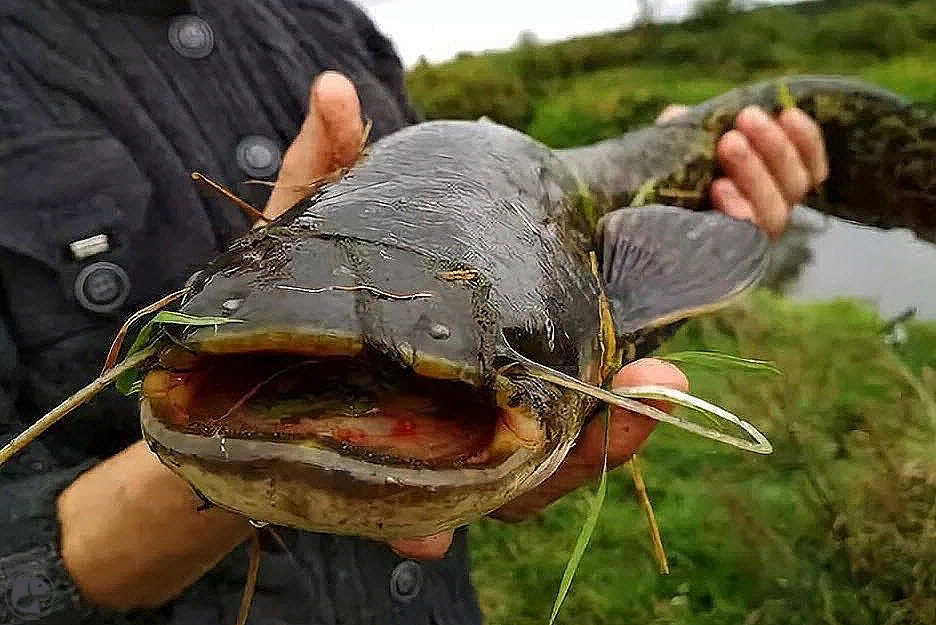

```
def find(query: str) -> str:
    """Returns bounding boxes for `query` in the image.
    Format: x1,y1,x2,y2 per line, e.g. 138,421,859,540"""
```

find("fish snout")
178,237,494,371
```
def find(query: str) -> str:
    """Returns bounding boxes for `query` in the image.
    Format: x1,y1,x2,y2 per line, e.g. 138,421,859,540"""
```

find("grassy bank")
470,291,936,624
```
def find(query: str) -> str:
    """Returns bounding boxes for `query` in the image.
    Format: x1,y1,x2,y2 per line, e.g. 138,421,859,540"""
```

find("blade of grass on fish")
661,351,781,376
628,454,668,574
103,288,189,372
0,349,156,467
548,409,610,625
114,311,245,395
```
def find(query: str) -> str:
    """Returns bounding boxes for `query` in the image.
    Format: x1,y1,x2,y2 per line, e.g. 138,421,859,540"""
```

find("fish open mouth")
137,333,579,538
142,344,545,470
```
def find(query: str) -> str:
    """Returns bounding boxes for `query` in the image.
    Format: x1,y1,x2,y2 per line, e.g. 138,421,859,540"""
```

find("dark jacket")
0,1,482,623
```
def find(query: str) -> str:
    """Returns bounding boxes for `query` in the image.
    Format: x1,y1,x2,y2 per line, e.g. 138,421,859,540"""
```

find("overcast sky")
355,0,803,66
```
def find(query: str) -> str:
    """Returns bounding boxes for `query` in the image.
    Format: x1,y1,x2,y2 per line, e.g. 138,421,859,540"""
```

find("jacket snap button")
389,560,423,603
74,262,130,314
168,15,215,59
236,135,281,178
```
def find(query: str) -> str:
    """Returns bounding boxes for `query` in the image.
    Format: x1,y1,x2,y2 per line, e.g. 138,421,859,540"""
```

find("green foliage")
405,0,936,140
470,292,936,624
406,57,534,128
815,3,921,60
688,0,740,31
524,69,672,147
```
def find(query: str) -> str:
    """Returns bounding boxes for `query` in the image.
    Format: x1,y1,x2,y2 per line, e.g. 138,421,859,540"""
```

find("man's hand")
263,71,366,221
658,104,830,239
492,358,688,522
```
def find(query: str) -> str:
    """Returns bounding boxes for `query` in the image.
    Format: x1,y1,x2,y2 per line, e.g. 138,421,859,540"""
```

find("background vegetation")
406,0,936,146
403,1,936,623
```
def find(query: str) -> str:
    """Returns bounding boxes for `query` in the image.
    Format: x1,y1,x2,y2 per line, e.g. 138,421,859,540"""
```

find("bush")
815,3,921,60
406,62,533,128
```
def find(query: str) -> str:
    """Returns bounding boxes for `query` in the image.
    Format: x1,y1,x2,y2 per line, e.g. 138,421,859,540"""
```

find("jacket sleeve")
0,26,155,625
0,315,102,625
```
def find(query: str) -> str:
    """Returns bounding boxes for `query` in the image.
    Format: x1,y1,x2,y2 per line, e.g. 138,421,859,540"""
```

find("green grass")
469,291,936,625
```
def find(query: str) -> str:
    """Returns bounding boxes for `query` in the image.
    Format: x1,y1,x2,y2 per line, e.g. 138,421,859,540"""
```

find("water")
781,208,936,321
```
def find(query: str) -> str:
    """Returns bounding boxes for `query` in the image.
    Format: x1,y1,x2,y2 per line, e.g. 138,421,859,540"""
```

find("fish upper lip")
178,326,485,384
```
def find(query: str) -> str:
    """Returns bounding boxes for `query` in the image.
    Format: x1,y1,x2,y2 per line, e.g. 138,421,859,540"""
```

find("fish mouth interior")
142,345,544,469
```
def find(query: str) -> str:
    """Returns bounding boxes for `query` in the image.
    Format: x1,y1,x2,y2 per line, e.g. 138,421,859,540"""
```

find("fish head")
138,230,579,538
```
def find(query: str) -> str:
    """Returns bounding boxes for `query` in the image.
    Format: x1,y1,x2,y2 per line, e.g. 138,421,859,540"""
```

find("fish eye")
427,323,451,340
221,298,243,313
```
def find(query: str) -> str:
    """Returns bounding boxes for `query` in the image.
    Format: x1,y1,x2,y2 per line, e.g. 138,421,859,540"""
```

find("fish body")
143,121,611,537
142,76,936,538
3,76,933,539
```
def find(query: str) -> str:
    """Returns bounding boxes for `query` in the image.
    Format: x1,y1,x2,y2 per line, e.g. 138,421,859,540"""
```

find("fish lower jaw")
141,400,560,539
137,347,560,536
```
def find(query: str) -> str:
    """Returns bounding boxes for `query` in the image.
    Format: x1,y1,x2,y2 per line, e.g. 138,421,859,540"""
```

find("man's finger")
579,358,689,468
716,129,789,239
390,530,455,560
778,107,829,188
735,106,810,207
264,72,364,220
710,177,756,223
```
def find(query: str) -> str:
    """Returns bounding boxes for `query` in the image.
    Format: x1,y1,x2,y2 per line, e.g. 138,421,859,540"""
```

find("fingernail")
817,157,830,184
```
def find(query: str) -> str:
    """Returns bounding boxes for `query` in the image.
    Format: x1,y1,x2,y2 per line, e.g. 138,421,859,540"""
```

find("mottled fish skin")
559,76,936,243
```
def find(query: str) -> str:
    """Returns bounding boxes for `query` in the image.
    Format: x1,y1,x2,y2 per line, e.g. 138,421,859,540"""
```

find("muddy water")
779,208,936,320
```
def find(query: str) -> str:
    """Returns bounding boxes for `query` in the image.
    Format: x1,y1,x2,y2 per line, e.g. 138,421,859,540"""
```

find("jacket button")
74,262,130,314
389,560,423,603
235,136,281,178
168,15,214,59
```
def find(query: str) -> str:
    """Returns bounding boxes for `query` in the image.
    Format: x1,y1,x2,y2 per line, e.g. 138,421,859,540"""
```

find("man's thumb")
263,72,364,220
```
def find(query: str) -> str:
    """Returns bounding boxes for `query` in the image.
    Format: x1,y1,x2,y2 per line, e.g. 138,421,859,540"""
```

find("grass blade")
114,312,244,395
661,351,781,376
629,454,669,574
548,410,610,625
149,311,245,326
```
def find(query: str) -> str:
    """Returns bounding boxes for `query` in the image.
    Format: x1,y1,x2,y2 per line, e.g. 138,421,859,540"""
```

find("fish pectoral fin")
596,205,769,334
